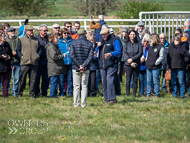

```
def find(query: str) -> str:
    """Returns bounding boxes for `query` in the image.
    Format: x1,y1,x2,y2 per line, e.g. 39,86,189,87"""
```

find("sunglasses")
160,38,165,39
54,27,60,29
64,32,70,35
9,30,15,32
66,26,72,28
42,30,48,32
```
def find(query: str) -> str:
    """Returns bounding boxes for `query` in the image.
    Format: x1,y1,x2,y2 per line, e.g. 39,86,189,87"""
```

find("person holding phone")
123,29,143,97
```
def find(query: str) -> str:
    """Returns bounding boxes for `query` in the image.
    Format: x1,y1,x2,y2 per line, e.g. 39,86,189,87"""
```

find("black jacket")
35,33,49,62
0,42,14,72
70,35,94,70
123,40,143,66
167,43,189,69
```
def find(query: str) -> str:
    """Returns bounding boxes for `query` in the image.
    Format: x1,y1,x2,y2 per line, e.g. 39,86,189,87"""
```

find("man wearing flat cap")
16,25,42,99
6,27,20,96
98,28,121,103
70,29,94,108
137,21,145,41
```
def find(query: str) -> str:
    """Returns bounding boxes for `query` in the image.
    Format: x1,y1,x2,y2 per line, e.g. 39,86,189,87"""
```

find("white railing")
139,11,190,42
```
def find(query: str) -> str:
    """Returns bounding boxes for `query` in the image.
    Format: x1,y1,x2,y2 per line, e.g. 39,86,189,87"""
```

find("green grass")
0,77,190,142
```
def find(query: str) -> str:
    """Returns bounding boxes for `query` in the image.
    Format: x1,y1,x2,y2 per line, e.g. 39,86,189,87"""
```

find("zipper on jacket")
30,39,31,64
102,44,105,69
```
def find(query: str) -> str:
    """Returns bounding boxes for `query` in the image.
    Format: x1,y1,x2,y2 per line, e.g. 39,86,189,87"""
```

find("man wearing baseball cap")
98,28,121,103
16,25,42,99
137,21,145,41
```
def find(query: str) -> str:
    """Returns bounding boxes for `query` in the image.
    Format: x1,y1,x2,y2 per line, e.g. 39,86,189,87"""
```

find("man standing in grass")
6,27,20,96
16,25,42,99
70,29,93,108
98,28,121,103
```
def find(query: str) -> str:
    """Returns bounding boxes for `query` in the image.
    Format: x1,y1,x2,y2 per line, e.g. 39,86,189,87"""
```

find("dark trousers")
88,70,97,96
114,71,121,96
125,65,140,96
35,60,49,96
0,71,10,98
120,61,125,82
100,67,117,102
18,65,38,97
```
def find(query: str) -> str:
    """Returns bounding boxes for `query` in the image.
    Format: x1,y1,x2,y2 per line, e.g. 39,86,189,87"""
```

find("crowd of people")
0,15,190,108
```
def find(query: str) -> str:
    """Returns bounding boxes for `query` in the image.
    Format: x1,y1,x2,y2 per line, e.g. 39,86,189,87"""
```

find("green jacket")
17,35,40,66
46,42,66,77
6,36,20,62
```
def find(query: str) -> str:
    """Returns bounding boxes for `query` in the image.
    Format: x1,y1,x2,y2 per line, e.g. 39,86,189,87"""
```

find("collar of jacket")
164,40,169,47
185,28,190,32
102,34,111,43
78,35,86,39
51,42,58,48
38,33,48,41
24,34,33,39
7,36,18,40
59,36,72,43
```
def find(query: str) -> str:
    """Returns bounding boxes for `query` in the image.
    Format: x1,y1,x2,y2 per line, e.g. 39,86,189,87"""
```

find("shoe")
146,95,150,99
155,95,159,98
53,96,58,99
109,99,117,104
17,95,22,98
30,95,36,99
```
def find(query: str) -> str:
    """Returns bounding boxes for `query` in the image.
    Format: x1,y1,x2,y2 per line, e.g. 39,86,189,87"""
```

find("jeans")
59,64,73,96
72,70,90,108
171,69,185,97
139,70,146,95
100,67,117,102
146,69,161,96
125,65,140,96
161,70,167,91
50,75,60,98
35,60,49,96
9,62,20,96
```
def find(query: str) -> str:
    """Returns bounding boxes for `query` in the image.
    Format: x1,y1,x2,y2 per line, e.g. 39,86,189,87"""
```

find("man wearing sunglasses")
160,33,170,92
64,22,79,40
34,24,49,97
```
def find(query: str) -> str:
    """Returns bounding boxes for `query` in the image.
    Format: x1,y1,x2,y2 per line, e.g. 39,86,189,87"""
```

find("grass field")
1,77,190,142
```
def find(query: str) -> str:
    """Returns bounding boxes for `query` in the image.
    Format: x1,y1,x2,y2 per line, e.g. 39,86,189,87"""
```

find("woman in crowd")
46,32,66,98
58,28,73,96
167,33,189,98
86,34,99,96
146,33,164,99
123,29,142,97
0,32,14,98
139,33,150,96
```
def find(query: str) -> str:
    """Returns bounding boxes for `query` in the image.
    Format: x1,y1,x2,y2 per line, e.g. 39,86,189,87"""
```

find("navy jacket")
95,20,107,35
35,33,49,62
0,42,14,72
90,43,99,71
69,36,94,70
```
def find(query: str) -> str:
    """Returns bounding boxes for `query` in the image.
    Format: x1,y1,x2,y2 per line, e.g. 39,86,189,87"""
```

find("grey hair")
98,15,104,21
102,24,108,29
159,33,166,38
184,21,190,28
39,24,47,30
52,23,60,28
183,33,189,39
121,27,129,33
142,33,151,43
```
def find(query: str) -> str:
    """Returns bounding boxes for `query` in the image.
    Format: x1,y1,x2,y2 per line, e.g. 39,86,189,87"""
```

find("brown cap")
77,29,86,35
25,25,34,30
100,28,109,35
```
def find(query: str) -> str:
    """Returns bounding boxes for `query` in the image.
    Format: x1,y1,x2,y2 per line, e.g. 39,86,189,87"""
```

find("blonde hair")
87,34,96,43
48,32,58,42
150,33,161,46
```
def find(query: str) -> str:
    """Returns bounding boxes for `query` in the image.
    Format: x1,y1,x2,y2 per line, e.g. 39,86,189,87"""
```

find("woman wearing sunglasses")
57,28,73,97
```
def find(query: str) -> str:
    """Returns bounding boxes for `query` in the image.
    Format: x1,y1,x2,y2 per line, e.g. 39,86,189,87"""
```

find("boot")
144,87,146,95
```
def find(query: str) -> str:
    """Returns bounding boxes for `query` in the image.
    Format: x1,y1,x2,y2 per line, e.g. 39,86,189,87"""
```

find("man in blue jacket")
184,20,190,42
98,28,121,103
70,29,94,108
35,24,49,97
